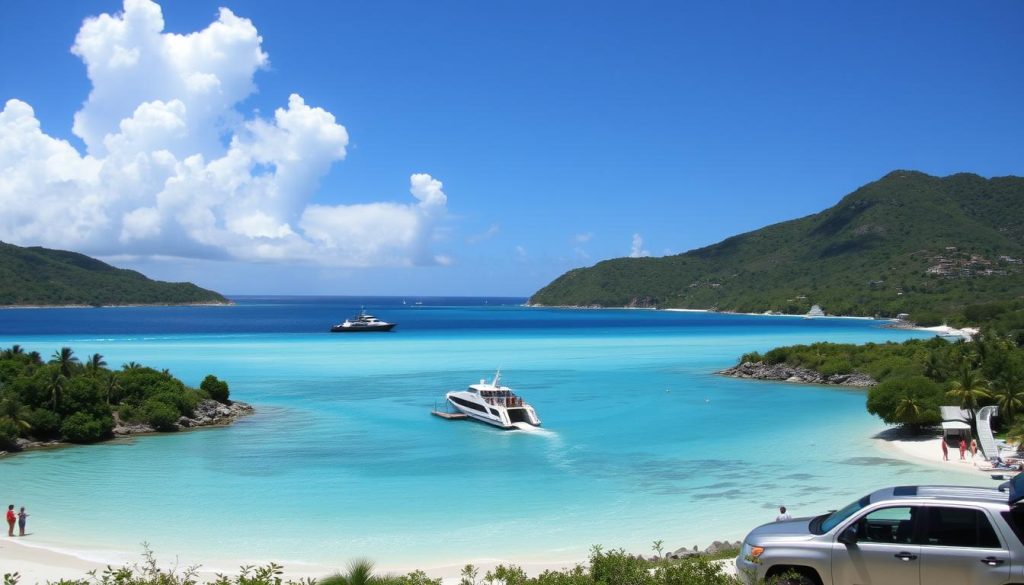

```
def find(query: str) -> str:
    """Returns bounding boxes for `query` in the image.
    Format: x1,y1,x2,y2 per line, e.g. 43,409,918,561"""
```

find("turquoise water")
0,299,990,571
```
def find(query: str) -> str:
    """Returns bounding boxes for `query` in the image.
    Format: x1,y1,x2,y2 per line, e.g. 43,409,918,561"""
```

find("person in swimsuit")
17,507,28,536
6,505,14,537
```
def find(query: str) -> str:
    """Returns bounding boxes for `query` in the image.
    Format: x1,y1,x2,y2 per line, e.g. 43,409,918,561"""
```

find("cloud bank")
0,0,449,266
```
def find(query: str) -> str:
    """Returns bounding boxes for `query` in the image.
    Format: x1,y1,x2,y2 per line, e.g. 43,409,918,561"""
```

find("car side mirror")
838,525,858,545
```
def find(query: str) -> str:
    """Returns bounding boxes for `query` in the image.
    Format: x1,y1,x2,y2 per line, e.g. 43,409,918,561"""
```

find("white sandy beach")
0,536,587,584
874,432,999,477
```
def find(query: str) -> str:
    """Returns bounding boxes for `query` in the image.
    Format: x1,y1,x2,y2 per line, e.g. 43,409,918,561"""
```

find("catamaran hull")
445,395,541,430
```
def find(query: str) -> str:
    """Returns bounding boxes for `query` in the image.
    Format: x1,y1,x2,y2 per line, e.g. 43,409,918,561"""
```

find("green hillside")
529,171,1024,324
0,242,229,306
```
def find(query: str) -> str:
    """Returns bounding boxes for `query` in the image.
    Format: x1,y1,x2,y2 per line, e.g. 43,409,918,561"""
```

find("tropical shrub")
0,416,19,449
143,399,180,431
60,411,112,443
201,375,230,404
867,376,945,429
25,408,61,438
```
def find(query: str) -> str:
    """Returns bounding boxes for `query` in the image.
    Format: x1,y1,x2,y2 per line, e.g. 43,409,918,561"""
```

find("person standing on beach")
941,439,949,461
776,506,792,522
959,438,967,460
5,505,14,537
971,438,979,459
17,507,28,537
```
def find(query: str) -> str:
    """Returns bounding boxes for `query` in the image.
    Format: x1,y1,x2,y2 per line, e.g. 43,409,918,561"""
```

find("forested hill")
0,242,229,306
529,171,1024,323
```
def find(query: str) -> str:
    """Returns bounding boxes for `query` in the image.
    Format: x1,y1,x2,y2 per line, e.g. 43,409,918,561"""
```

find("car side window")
924,507,1001,548
854,506,916,544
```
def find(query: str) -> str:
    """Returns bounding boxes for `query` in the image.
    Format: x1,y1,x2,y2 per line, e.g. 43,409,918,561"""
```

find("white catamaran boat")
445,371,541,429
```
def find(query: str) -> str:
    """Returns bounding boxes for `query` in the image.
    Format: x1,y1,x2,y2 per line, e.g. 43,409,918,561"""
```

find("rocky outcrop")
662,540,743,560
114,399,254,435
717,361,877,387
625,296,658,308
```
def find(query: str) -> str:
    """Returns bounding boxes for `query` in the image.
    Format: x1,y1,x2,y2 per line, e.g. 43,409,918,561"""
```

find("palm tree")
27,351,42,365
895,396,922,419
923,351,949,382
122,362,142,371
992,374,1024,425
46,369,66,412
50,347,79,378
947,361,991,428
105,373,123,406
320,559,393,585
894,394,927,433
1,344,25,359
85,353,107,377
0,395,31,433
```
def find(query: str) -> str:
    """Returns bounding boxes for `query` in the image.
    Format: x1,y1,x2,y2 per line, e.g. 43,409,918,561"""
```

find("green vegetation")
530,171,1024,327
0,345,231,451
6,545,782,585
739,333,1024,435
0,241,228,306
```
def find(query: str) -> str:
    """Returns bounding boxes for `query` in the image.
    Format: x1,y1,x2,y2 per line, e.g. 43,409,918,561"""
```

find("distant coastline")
0,301,234,311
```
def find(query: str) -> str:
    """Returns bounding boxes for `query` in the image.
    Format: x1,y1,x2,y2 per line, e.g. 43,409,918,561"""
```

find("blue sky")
1,1,1021,296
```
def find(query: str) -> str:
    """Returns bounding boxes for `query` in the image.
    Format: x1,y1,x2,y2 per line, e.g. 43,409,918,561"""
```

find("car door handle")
894,552,918,561
980,557,1005,566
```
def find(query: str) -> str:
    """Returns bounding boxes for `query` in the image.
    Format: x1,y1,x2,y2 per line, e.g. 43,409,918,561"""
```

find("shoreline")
1,400,254,459
1,301,233,310
4,424,996,584
872,427,998,478
0,533,672,584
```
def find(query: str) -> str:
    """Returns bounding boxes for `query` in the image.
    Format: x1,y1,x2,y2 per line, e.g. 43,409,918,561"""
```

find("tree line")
740,332,1024,439
0,345,230,450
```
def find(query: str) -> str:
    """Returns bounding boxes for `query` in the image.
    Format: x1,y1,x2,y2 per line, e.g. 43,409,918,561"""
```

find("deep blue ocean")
0,297,988,572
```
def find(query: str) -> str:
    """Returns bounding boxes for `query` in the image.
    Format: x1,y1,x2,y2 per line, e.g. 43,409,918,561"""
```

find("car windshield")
815,495,870,534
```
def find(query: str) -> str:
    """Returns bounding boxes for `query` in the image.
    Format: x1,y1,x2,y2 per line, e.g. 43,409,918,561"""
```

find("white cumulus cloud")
0,0,450,267
629,233,649,258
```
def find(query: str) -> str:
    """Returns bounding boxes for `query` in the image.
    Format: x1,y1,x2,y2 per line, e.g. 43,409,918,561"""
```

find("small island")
0,241,229,307
0,344,250,454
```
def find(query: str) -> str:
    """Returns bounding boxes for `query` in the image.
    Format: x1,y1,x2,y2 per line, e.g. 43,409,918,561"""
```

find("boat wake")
511,422,556,436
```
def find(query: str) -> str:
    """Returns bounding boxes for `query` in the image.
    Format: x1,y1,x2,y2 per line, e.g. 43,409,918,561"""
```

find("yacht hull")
330,323,396,332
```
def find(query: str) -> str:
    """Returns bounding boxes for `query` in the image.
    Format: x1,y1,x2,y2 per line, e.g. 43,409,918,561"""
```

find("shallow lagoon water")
0,298,989,570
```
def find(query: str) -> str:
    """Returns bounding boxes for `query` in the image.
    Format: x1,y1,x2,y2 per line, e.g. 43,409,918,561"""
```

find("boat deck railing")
485,396,524,407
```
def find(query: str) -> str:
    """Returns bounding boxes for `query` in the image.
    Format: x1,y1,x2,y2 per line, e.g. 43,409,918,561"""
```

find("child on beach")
17,507,28,536
5,505,14,537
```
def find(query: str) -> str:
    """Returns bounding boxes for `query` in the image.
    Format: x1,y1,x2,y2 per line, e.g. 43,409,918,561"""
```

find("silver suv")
736,479,1024,585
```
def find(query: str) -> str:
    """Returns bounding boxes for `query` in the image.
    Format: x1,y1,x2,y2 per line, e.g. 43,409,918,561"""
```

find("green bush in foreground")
4,545,767,585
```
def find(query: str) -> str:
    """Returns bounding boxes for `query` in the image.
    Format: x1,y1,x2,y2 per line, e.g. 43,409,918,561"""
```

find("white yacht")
445,371,541,429
330,310,396,332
